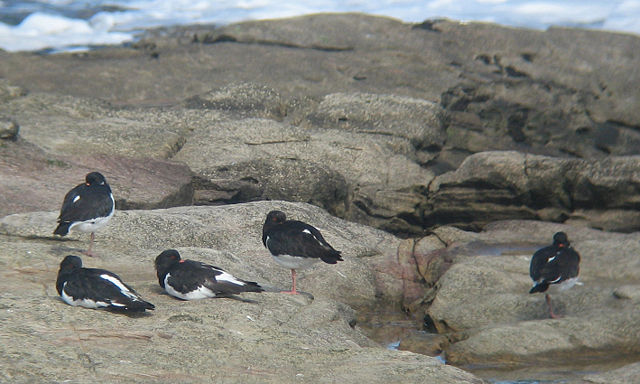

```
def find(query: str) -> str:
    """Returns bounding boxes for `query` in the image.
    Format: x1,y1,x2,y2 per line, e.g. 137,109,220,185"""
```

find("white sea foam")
0,0,638,53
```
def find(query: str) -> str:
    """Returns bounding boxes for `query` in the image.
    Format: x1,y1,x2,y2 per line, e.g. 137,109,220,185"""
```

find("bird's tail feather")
54,222,71,236
529,282,549,294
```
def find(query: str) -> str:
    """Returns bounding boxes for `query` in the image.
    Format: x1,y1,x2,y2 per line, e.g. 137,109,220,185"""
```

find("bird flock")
54,172,345,312
53,172,581,318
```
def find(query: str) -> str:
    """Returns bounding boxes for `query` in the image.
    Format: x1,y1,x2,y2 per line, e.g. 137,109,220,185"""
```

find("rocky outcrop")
0,139,194,217
427,151,640,232
2,15,640,235
0,201,485,383
1,14,640,381
411,221,640,369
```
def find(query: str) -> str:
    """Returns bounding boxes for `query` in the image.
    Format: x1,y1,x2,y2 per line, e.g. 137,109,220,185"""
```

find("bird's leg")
545,294,561,319
83,232,96,257
281,269,299,294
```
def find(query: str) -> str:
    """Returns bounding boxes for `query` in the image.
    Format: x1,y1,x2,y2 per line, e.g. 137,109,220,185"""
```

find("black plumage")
155,249,264,300
54,172,115,256
262,210,343,294
529,232,580,318
56,255,154,312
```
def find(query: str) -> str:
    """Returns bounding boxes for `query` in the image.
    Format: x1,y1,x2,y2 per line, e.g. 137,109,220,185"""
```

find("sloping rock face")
0,201,484,383
427,151,640,232
2,14,640,235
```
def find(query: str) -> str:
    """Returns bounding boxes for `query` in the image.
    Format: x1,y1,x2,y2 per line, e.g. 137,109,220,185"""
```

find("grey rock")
419,220,640,367
578,362,640,384
427,151,640,232
305,92,446,160
173,117,433,235
184,82,287,120
193,158,349,217
0,139,194,217
0,118,19,140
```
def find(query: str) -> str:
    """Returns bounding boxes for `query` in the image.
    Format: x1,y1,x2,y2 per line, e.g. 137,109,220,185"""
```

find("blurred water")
1,0,639,52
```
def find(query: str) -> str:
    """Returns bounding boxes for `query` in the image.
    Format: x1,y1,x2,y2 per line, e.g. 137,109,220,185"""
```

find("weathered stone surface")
577,362,640,384
173,117,434,234
427,151,640,232
0,139,194,217
0,201,484,383
0,118,19,140
305,92,446,161
418,220,640,367
2,14,640,235
193,158,350,216
184,82,287,120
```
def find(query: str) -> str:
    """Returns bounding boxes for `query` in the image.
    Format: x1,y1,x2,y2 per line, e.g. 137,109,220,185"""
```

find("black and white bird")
54,172,115,257
262,210,343,295
56,255,155,312
529,231,581,318
155,249,264,300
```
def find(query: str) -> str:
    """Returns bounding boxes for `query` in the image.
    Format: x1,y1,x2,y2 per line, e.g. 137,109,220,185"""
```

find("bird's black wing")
65,268,153,311
266,221,342,263
58,184,113,222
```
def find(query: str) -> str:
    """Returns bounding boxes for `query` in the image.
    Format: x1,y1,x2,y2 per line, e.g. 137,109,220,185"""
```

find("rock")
578,362,640,384
0,118,19,140
427,151,640,232
184,83,287,120
305,92,446,161
193,158,349,217
613,285,640,301
0,201,484,383
2,14,640,236
173,117,434,235
1,92,189,159
417,220,640,367
0,139,194,217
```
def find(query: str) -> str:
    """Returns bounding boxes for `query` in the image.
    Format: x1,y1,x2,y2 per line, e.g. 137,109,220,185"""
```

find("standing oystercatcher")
155,249,264,300
54,172,115,257
262,210,343,295
529,232,581,318
56,255,154,312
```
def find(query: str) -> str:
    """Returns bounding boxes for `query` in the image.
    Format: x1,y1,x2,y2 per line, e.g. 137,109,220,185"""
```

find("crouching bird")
529,232,580,318
155,249,264,300
262,210,343,295
56,255,154,312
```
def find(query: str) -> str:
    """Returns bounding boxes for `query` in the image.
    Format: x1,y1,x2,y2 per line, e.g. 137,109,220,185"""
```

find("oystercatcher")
56,255,154,312
262,210,343,294
529,232,581,318
54,172,115,257
155,249,264,300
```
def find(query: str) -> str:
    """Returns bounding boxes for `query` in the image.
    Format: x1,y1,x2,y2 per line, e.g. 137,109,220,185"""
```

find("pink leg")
281,269,299,294
83,232,96,257
545,294,561,319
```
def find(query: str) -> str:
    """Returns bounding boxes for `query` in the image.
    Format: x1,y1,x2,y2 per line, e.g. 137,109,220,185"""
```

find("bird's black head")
155,249,182,288
265,210,287,225
553,232,570,248
85,172,107,186
59,255,83,272
155,249,181,270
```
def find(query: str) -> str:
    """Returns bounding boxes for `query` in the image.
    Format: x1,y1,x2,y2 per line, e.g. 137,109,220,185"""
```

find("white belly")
69,199,115,233
164,274,215,300
271,254,318,270
552,277,580,293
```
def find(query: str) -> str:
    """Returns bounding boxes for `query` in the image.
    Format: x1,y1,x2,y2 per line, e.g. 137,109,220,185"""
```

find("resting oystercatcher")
529,232,580,318
54,172,115,257
56,255,154,312
262,210,343,294
155,249,264,300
